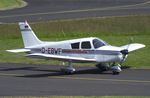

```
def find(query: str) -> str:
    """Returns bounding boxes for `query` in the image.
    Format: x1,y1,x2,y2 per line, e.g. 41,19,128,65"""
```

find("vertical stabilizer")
19,21,42,48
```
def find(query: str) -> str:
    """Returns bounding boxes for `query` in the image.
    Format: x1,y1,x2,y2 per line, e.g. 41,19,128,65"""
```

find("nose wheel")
111,64,122,75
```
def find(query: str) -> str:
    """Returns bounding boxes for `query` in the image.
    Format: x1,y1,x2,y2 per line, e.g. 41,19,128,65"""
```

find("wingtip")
137,43,146,48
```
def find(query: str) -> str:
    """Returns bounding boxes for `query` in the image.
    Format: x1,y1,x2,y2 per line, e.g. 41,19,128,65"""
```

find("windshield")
92,38,108,48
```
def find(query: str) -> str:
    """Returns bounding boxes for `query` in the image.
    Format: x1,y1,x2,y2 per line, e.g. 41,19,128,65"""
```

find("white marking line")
0,73,22,76
50,76,150,83
0,1,150,19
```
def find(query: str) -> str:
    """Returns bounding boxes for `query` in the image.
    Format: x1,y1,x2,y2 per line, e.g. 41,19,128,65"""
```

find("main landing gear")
61,62,122,75
61,62,76,74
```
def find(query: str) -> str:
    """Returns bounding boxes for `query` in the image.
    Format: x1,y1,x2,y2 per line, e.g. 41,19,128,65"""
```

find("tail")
19,21,42,48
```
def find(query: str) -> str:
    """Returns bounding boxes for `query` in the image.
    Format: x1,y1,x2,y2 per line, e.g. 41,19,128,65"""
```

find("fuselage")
27,37,123,63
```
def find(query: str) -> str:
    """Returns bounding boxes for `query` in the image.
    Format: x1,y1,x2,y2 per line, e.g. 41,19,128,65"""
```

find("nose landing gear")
111,64,122,75
96,63,122,75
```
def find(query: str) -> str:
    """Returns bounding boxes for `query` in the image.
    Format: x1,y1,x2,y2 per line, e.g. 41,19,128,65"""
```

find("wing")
120,43,145,52
27,53,96,62
6,49,31,53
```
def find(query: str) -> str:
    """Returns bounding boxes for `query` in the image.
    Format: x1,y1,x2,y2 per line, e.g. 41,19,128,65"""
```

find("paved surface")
0,0,150,96
0,63,150,96
0,0,150,23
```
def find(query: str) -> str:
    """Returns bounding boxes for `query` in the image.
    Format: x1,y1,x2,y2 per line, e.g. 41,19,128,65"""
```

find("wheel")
96,63,109,71
112,71,120,75
111,65,121,75
64,71,74,74
61,67,75,74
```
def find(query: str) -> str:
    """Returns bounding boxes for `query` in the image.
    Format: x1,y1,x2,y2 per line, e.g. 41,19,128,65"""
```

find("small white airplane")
7,21,145,75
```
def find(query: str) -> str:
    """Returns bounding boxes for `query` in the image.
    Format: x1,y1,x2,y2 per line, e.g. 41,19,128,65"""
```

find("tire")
96,64,109,71
112,71,120,75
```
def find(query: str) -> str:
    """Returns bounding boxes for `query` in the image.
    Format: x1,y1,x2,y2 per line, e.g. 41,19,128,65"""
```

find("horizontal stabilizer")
27,53,96,62
120,43,145,52
6,49,30,53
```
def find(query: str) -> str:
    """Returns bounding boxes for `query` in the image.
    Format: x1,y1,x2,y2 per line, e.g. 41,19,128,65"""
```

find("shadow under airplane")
0,65,130,78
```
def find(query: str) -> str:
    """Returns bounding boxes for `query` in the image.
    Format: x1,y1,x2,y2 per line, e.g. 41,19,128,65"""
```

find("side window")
71,42,80,49
81,41,91,49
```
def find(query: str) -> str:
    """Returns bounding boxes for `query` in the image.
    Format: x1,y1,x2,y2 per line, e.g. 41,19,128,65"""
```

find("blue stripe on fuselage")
62,49,120,55
30,48,120,55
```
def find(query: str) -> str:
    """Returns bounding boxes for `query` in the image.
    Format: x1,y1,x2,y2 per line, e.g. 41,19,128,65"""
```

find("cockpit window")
93,39,107,48
81,41,91,49
71,42,80,49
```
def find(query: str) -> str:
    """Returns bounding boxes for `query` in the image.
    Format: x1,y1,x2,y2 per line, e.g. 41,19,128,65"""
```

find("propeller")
120,37,133,63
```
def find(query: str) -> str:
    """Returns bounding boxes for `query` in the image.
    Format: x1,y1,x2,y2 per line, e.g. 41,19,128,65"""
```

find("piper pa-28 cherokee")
7,21,145,75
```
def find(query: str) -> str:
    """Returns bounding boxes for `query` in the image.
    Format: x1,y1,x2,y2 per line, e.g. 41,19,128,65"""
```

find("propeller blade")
120,37,133,63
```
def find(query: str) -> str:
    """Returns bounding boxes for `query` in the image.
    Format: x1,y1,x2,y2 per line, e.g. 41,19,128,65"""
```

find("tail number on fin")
41,47,62,54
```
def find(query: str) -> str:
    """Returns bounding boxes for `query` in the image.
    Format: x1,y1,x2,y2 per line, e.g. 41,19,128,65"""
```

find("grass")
0,0,27,10
0,15,150,68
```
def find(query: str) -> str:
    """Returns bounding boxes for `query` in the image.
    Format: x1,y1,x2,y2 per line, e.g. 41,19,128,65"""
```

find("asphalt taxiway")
0,0,150,23
0,63,150,96
0,0,150,96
